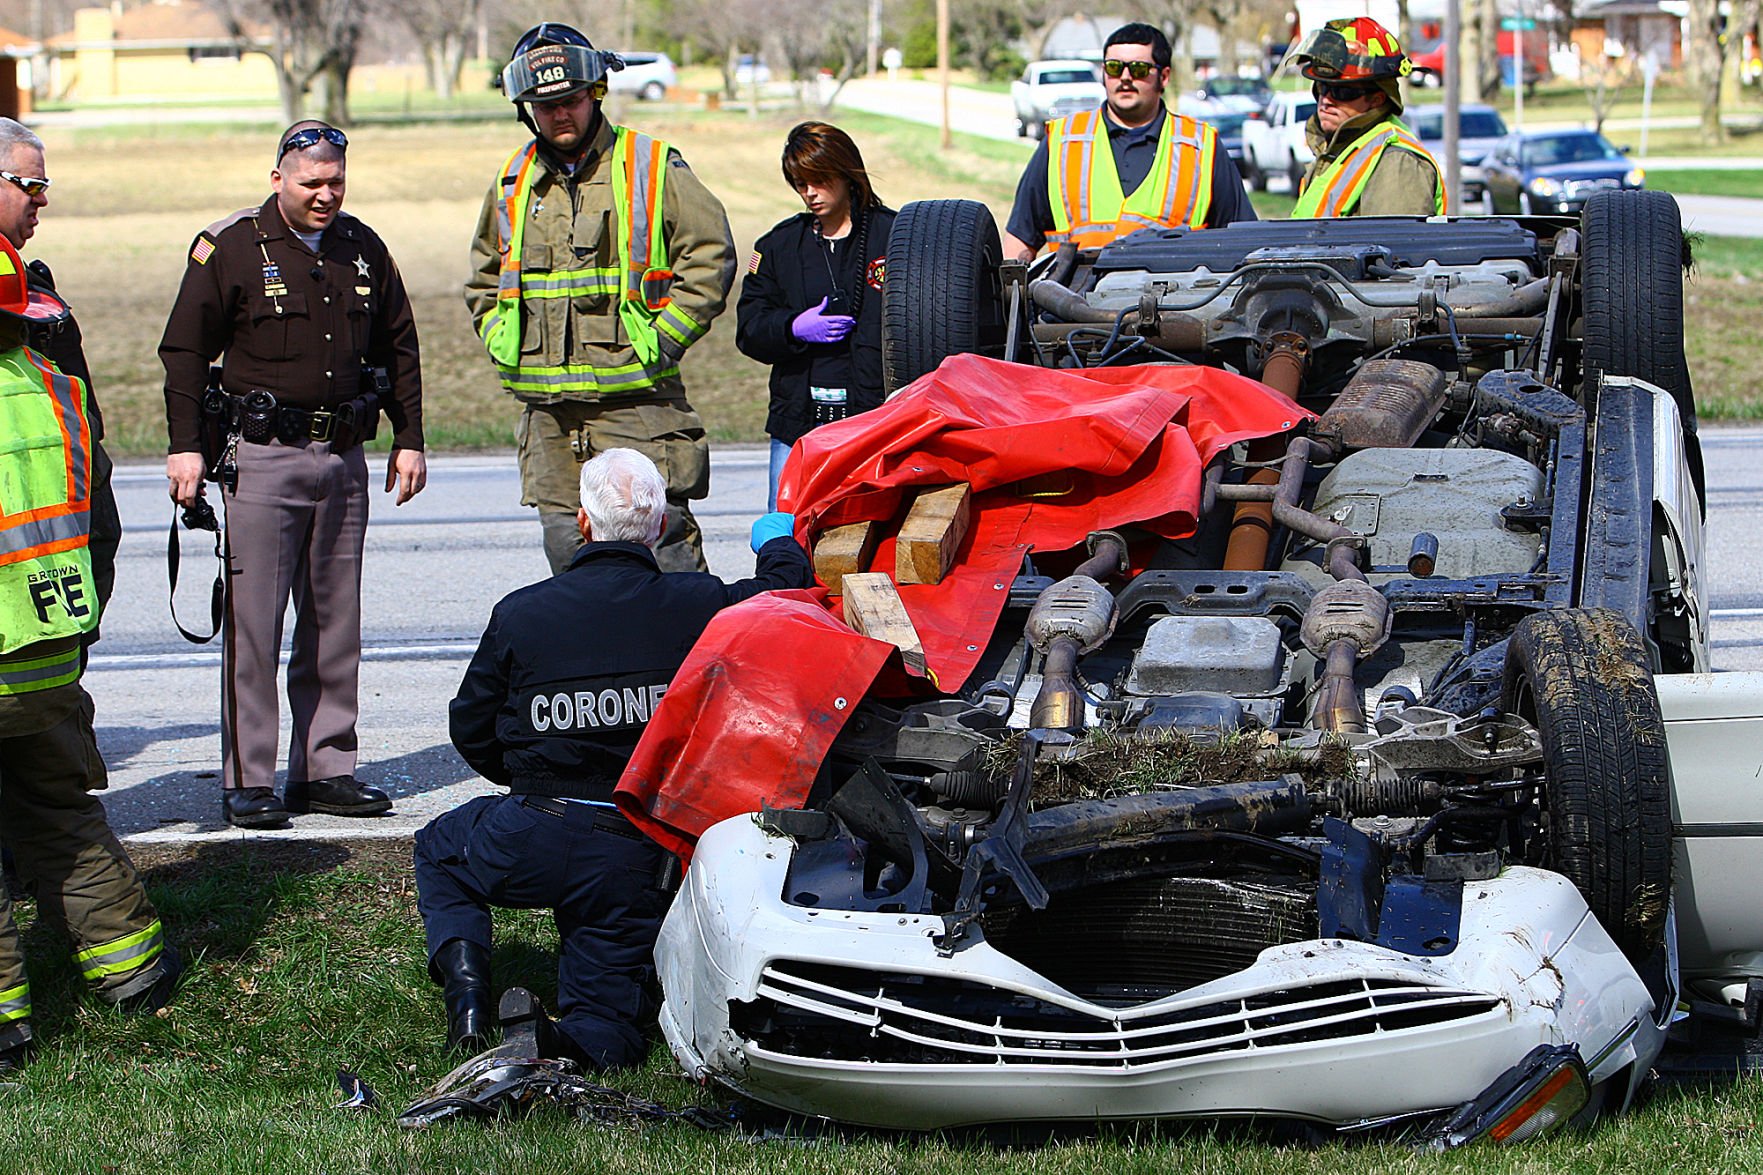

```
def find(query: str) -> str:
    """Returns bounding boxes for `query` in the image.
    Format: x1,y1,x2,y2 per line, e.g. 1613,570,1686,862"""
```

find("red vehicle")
1410,28,1548,88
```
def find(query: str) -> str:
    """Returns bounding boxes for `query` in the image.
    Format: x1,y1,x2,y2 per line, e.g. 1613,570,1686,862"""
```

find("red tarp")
616,355,1309,861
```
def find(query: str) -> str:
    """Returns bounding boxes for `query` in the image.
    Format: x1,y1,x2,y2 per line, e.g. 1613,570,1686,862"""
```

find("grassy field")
5,836,1762,1174
35,101,1763,460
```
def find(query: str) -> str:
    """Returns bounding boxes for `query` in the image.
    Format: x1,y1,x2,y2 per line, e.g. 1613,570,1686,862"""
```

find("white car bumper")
658,815,1663,1130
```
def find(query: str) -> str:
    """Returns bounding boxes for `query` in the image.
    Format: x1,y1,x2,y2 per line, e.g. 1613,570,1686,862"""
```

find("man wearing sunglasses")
159,120,427,829
0,121,120,641
1286,17,1446,217
1002,22,1255,262
466,22,735,577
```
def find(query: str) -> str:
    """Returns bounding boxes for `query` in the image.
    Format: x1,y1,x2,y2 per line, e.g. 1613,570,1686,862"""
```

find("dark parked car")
1480,129,1644,215
1407,103,1509,203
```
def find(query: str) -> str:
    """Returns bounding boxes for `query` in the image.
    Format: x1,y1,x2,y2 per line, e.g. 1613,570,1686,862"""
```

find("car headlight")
1528,178,1563,198
1625,168,1645,187
1417,1044,1592,1150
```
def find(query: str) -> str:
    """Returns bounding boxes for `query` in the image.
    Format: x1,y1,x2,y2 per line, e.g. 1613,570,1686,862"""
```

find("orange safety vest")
1047,108,1219,248
1294,118,1448,217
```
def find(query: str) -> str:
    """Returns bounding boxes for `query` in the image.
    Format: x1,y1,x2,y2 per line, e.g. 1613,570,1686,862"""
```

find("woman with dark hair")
736,121,896,509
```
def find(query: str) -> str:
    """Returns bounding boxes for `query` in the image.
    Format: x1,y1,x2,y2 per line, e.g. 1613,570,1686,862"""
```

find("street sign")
1500,17,1537,29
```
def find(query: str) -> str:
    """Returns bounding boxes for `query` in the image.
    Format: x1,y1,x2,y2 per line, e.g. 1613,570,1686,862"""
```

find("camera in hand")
181,488,220,533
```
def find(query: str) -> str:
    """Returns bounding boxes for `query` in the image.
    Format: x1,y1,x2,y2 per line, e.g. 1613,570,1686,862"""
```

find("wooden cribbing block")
841,573,928,675
813,521,878,595
895,483,971,585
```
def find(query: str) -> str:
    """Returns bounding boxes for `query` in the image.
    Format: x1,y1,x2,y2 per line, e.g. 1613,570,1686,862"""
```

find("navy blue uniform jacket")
449,536,812,798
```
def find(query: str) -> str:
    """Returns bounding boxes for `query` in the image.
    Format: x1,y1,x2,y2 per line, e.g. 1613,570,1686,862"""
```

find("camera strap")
167,493,226,644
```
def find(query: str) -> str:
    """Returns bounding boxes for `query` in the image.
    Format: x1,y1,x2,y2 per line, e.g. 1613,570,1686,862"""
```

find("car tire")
1581,188,1700,488
1244,155,1267,192
1501,607,1671,961
1017,118,1029,138
882,199,1004,395
1287,152,1304,195
641,81,666,101
1519,192,1534,215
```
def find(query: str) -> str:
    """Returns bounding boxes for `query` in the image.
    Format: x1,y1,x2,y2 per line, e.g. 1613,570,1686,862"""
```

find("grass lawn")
1646,169,1763,198
6,836,1762,1172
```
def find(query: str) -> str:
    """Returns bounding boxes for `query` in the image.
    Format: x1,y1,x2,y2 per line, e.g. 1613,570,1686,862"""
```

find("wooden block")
812,521,878,596
841,572,928,675
895,483,972,585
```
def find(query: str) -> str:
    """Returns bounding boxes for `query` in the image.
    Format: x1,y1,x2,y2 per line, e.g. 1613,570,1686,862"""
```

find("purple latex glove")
791,296,856,345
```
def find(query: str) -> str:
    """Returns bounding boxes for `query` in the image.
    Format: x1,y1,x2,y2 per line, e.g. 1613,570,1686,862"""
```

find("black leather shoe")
223,787,289,829
283,775,392,817
0,1020,32,1072
434,939,493,1053
112,944,183,1015
498,986,573,1063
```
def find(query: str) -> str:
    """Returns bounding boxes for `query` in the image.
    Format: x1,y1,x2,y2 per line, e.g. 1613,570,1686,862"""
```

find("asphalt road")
84,427,1763,846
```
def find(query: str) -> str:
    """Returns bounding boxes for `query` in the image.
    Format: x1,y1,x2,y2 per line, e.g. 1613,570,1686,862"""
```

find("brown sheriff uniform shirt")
160,196,424,453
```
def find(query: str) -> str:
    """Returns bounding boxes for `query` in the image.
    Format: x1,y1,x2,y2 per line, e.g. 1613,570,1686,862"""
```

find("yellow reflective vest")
0,342,95,694
477,128,704,397
1294,118,1447,218
1047,108,1218,248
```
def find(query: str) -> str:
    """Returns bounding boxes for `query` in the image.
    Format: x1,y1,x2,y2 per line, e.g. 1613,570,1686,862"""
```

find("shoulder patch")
866,256,885,290
190,234,216,265
202,206,256,239
747,250,762,274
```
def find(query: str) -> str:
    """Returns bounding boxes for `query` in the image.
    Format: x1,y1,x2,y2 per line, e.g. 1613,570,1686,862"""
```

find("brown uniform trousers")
0,682,167,1015
220,439,369,792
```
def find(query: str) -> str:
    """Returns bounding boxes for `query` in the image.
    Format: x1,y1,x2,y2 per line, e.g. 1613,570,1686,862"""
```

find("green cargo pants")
516,389,711,576
0,682,168,1025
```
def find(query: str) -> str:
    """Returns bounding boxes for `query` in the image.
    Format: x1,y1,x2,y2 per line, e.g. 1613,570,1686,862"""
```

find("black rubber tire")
640,81,666,101
1581,189,1698,441
882,199,1004,394
1287,152,1305,194
1501,607,1671,961
1244,154,1267,192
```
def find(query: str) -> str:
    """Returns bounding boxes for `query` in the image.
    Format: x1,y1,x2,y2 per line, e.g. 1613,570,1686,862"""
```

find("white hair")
0,119,42,159
580,448,667,546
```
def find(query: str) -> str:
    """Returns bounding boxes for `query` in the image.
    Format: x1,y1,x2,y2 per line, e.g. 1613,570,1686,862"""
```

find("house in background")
1572,0,1684,71
42,0,275,103
0,25,34,118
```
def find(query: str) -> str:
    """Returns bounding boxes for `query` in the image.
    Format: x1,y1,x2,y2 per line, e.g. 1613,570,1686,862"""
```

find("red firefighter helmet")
1288,17,1413,83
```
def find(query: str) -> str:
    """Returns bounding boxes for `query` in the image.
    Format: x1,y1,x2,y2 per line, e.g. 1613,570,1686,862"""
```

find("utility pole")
1443,0,1462,211
938,0,950,149
867,0,881,77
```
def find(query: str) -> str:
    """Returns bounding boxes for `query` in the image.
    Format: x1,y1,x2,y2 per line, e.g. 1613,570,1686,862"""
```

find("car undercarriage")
652,192,1742,1144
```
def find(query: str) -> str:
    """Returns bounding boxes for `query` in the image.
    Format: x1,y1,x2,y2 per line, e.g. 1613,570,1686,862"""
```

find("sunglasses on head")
278,126,349,160
1102,58,1158,79
0,171,49,198
1313,80,1377,102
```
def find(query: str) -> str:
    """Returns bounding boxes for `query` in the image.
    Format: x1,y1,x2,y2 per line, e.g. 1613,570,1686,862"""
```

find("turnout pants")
414,793,673,1070
221,438,369,792
516,389,711,577
0,684,168,1018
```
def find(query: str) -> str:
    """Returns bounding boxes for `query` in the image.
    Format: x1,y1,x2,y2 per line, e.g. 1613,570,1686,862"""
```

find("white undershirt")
293,229,323,252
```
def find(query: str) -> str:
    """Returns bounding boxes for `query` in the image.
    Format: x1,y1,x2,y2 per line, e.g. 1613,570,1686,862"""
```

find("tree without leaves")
1686,0,1763,142
397,0,482,101
210,0,364,124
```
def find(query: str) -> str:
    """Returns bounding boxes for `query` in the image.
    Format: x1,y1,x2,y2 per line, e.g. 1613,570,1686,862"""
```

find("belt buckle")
309,411,335,442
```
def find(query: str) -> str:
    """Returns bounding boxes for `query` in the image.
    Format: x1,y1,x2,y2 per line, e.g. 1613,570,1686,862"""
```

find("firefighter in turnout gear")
466,22,738,576
0,235,180,1069
415,449,809,1064
1288,17,1448,218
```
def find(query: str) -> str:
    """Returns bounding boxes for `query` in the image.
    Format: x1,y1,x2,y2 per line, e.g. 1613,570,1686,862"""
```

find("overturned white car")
650,192,1763,1145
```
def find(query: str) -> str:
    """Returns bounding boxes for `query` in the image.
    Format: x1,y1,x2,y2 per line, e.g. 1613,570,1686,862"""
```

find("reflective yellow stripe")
0,641,81,695
76,920,164,981
0,982,27,1023
495,362,681,396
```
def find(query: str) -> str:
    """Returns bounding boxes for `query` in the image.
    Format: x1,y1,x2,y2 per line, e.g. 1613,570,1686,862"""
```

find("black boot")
497,986,576,1064
433,940,493,1054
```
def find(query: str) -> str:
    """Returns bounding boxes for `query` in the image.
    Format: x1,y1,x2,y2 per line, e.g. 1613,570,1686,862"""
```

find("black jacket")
449,537,812,798
736,206,896,446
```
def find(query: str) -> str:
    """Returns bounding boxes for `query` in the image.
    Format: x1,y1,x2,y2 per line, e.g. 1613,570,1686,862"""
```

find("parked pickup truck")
1010,59,1103,139
1240,91,1317,192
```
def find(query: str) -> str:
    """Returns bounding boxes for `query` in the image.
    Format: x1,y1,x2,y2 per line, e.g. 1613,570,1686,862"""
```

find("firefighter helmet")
499,22,623,105
1288,17,1412,83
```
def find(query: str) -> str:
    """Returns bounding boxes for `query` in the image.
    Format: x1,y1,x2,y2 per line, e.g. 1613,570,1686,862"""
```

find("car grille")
1563,177,1622,199
733,962,1503,1067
